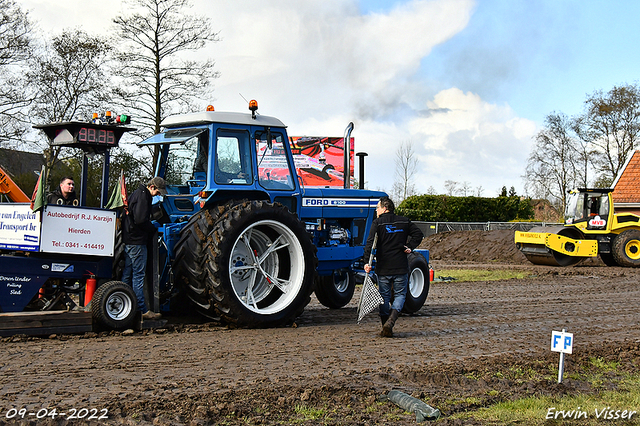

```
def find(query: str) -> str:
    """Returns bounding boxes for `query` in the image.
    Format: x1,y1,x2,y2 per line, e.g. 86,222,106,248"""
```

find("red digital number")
77,128,116,144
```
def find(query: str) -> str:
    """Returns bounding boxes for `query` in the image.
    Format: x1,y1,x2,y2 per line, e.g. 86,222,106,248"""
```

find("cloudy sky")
20,0,640,196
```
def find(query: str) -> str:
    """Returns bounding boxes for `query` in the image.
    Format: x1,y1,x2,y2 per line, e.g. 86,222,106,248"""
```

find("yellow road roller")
515,188,640,267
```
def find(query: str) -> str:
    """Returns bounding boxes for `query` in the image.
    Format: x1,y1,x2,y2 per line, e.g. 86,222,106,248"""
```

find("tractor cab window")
193,132,209,176
565,192,582,224
565,191,610,225
255,130,295,190
590,195,609,217
214,129,252,185
164,129,208,186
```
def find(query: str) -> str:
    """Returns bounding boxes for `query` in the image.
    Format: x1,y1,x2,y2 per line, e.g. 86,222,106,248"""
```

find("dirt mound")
418,229,529,264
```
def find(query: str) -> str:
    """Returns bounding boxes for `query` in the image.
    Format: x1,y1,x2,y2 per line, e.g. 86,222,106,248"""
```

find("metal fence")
414,221,562,237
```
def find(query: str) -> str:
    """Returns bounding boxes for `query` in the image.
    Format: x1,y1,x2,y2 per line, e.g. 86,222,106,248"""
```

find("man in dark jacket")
363,196,423,337
47,176,78,206
122,177,167,320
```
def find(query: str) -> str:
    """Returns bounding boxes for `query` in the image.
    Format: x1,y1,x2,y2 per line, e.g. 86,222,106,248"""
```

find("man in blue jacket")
363,196,423,337
122,177,167,320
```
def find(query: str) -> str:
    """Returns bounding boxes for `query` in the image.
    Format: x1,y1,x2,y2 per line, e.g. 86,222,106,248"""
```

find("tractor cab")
139,101,301,222
565,188,612,231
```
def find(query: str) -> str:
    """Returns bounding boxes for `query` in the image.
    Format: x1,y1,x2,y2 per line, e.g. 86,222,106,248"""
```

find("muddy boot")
380,315,389,326
381,309,399,337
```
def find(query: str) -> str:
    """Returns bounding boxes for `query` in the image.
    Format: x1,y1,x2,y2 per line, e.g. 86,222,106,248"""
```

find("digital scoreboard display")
77,127,116,144
34,121,135,150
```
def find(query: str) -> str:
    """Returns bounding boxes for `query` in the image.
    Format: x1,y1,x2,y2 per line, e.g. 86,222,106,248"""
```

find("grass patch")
449,370,640,425
462,390,640,425
434,269,531,282
293,404,326,422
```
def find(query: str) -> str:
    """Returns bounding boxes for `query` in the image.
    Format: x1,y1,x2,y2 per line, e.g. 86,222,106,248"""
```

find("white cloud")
406,88,537,196
206,0,474,118
21,0,538,196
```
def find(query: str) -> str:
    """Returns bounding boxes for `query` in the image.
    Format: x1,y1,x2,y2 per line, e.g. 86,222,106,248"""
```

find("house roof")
0,148,44,178
612,150,640,204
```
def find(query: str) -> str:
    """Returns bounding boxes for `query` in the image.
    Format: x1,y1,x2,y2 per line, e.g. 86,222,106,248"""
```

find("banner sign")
0,204,41,251
39,205,116,256
289,136,355,188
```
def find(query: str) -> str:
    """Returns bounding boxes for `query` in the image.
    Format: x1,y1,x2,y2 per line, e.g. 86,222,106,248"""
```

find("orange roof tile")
612,150,640,203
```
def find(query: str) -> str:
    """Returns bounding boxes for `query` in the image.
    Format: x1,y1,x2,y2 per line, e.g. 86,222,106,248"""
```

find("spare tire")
402,252,430,314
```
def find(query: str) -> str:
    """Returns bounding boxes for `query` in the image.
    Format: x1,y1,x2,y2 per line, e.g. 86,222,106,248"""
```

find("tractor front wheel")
314,270,356,309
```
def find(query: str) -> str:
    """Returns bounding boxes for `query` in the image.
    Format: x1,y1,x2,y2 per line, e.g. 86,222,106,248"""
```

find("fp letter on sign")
551,330,573,354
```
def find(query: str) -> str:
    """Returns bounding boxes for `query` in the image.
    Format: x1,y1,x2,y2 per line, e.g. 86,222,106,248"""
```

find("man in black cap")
122,176,167,320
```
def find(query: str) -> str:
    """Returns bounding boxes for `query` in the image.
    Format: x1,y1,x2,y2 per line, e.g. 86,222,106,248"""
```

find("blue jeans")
123,244,148,312
378,273,408,316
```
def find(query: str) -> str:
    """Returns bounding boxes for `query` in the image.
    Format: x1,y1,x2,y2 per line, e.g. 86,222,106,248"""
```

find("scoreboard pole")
101,150,110,208
80,152,89,207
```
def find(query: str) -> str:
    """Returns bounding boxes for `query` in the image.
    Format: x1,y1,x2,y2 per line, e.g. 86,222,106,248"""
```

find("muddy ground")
1,230,639,425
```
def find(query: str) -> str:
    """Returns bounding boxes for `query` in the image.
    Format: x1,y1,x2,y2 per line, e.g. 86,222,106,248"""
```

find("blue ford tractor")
139,101,430,327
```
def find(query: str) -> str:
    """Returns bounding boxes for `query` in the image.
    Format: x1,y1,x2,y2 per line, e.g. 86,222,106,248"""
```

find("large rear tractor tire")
612,229,640,267
206,200,318,328
402,252,430,314
172,204,232,315
91,281,137,330
314,270,356,309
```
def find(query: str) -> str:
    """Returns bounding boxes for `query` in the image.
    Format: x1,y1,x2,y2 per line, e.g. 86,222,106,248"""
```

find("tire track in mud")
1,265,639,413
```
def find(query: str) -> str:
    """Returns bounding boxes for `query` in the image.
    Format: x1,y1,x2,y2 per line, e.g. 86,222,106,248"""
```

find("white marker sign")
551,330,573,354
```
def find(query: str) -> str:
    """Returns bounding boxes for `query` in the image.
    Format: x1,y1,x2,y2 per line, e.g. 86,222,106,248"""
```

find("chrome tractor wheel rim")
229,220,305,314
106,291,134,320
408,267,425,298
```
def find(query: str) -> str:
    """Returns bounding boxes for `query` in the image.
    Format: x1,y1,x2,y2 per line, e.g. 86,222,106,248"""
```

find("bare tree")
574,83,640,186
0,0,34,146
444,180,459,196
425,185,437,195
570,114,595,188
460,181,471,196
524,112,580,212
29,29,113,126
27,29,115,188
391,140,418,203
111,0,220,164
